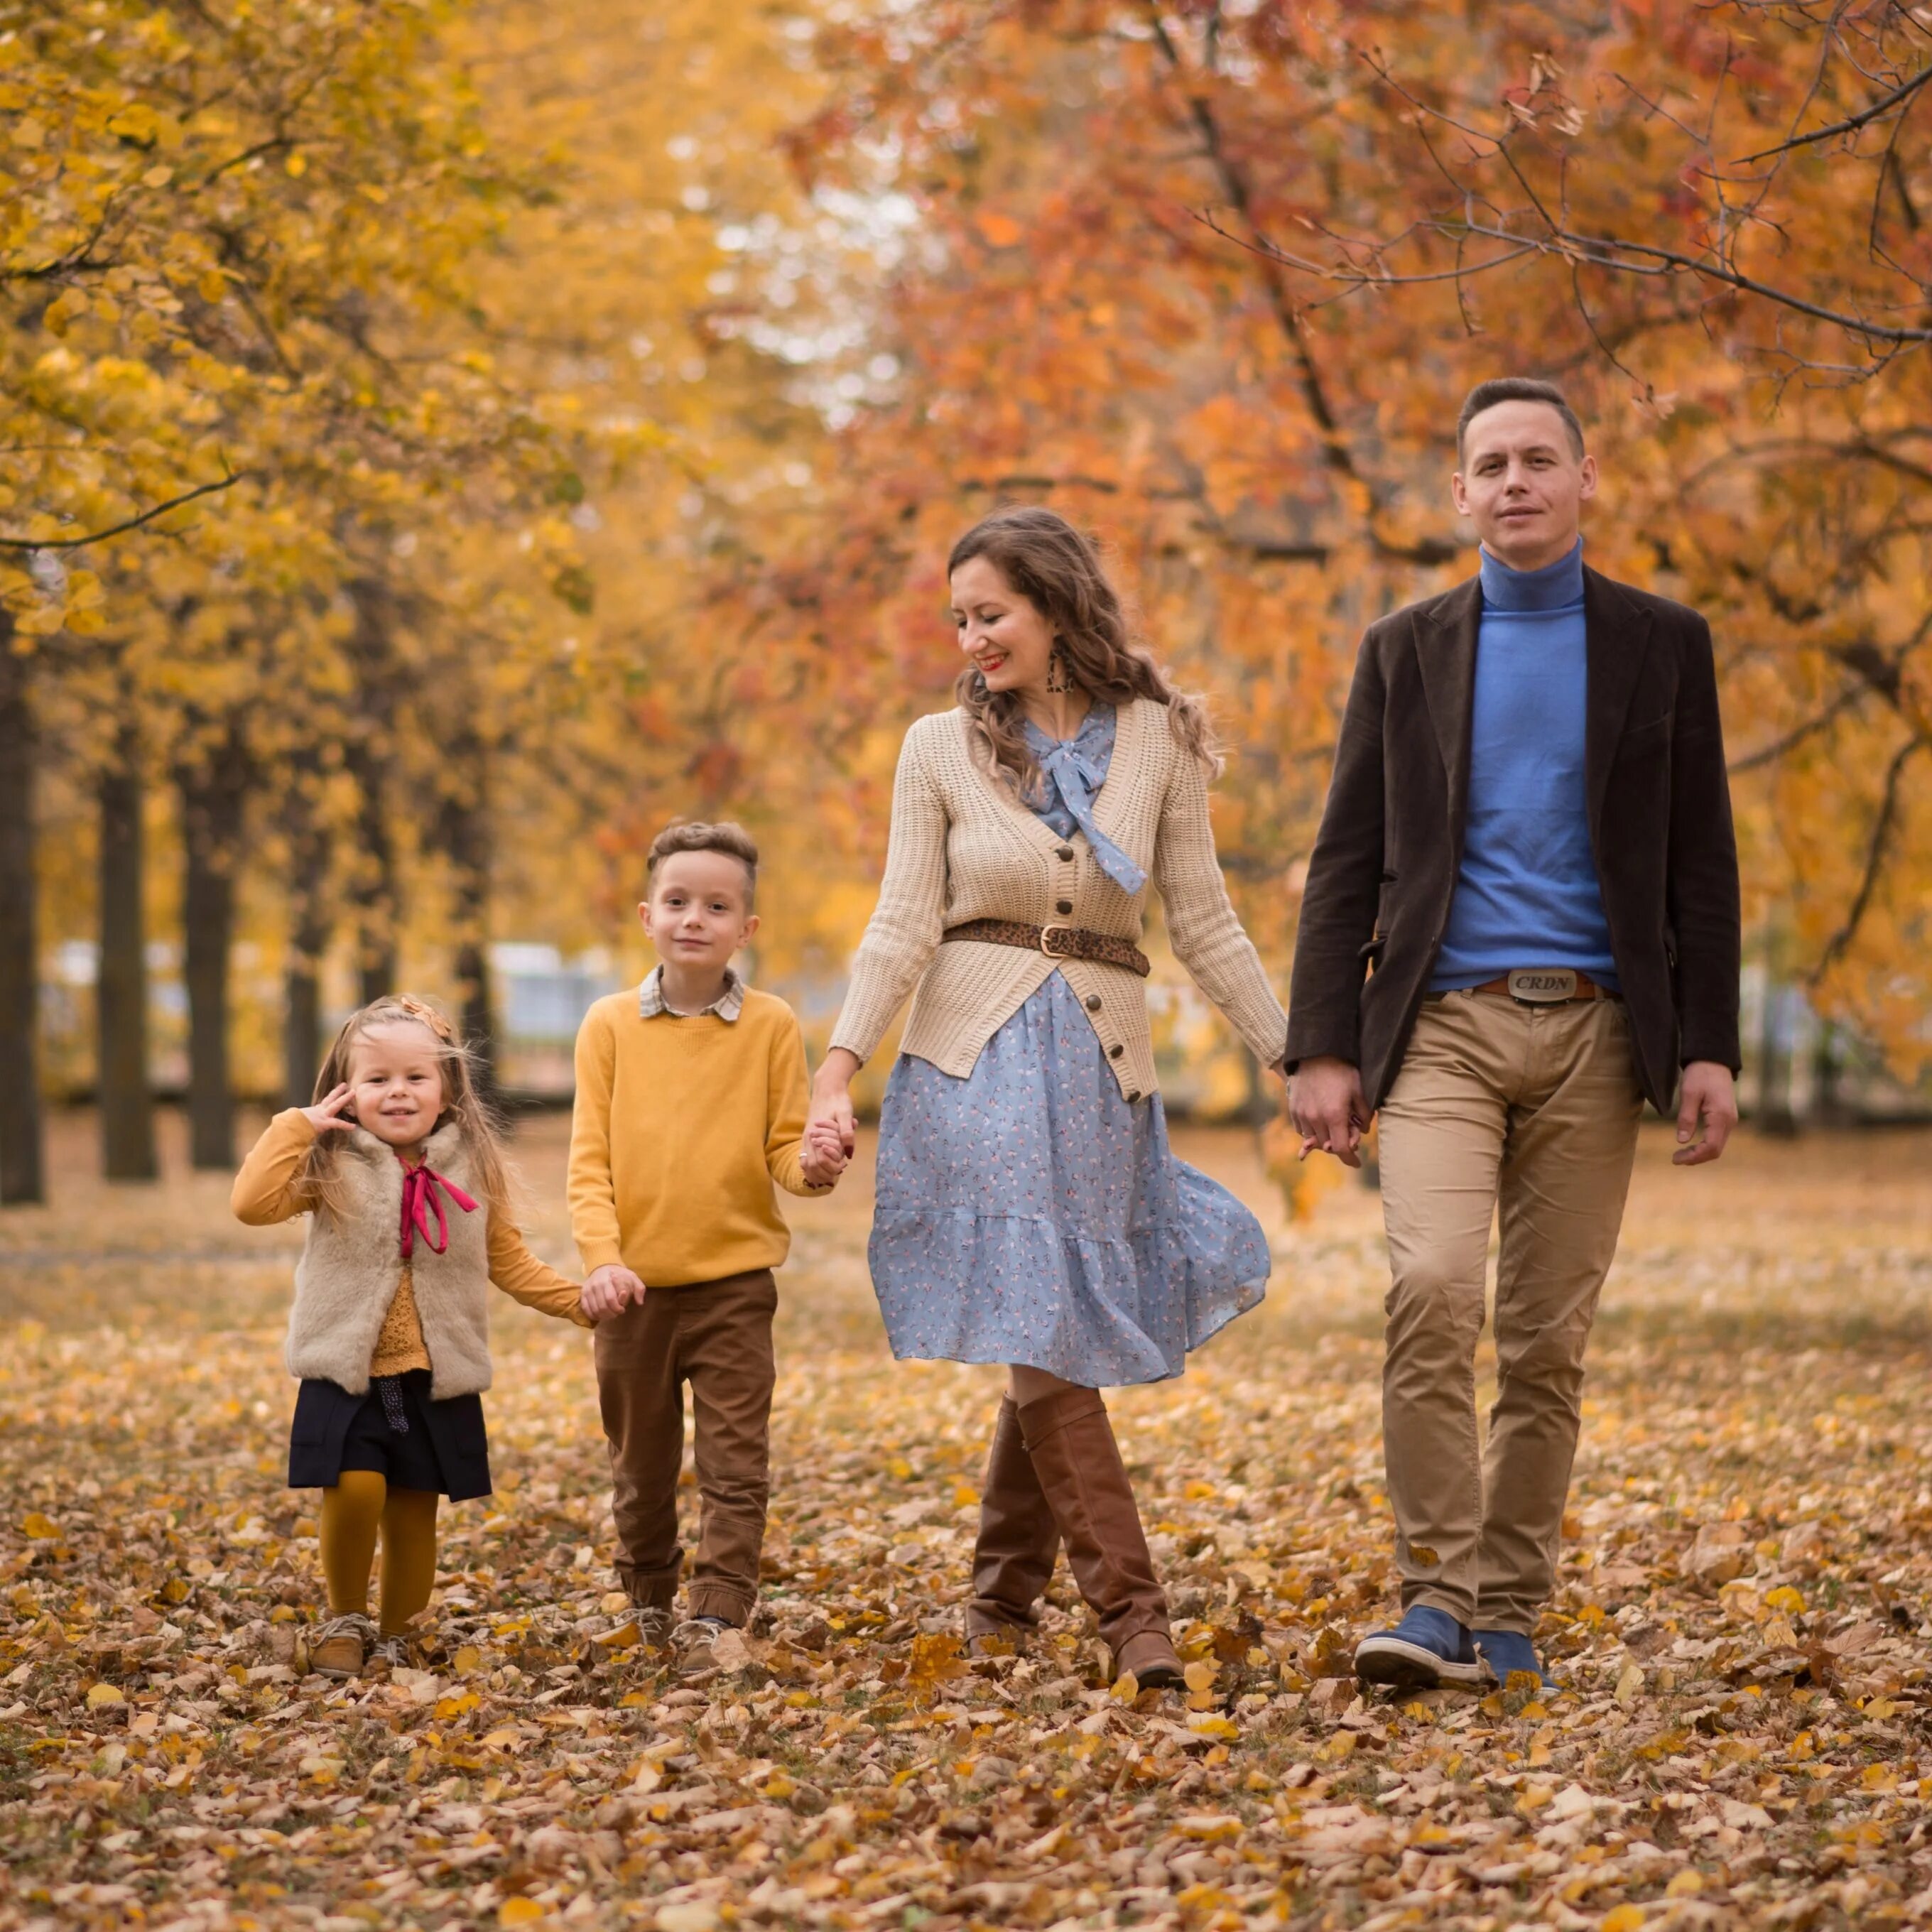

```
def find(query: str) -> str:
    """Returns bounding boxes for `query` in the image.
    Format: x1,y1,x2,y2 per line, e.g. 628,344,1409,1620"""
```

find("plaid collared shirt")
638,964,745,1023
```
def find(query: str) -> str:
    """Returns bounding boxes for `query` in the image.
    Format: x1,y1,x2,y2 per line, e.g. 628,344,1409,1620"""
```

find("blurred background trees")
5,0,1929,1207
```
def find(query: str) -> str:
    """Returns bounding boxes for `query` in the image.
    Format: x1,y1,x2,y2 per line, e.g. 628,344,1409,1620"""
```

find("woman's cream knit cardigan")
830,698,1288,1101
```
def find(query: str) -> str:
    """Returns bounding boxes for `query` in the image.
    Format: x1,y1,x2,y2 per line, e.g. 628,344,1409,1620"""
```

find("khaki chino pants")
593,1266,777,1626
1377,992,1644,1634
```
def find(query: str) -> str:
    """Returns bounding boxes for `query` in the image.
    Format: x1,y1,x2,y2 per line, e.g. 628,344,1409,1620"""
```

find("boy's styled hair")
299,994,514,1220
646,820,759,907
1455,377,1586,464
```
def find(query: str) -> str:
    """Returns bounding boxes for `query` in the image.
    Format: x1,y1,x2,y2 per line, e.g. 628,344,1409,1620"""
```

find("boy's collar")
639,963,744,1023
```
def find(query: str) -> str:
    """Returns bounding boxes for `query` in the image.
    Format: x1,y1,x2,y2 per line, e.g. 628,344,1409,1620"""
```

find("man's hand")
1287,1055,1372,1169
581,1263,646,1321
1673,1061,1737,1166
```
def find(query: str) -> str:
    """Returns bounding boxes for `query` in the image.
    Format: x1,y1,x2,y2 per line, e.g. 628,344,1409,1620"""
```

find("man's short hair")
646,820,759,906
1456,378,1586,465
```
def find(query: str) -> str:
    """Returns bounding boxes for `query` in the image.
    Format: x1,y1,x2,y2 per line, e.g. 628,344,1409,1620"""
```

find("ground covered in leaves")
3,1110,1932,1932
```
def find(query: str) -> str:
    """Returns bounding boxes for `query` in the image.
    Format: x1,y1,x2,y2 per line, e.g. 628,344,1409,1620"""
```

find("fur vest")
285,1124,494,1401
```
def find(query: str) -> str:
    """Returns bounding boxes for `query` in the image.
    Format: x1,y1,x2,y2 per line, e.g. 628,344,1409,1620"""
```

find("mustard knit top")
567,984,826,1288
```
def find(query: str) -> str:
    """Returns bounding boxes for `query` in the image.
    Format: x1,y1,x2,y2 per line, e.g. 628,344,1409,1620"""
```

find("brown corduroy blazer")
1286,566,1742,1114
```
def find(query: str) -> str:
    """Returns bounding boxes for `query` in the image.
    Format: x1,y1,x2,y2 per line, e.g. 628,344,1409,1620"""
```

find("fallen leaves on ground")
1,1113,1931,1929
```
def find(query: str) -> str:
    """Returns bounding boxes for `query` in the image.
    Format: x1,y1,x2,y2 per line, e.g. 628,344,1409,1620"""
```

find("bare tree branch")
0,471,248,552
1728,683,1869,771
1735,60,1932,163
1810,732,1928,981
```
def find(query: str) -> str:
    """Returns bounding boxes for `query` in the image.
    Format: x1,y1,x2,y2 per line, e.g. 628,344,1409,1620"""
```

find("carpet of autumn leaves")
3,1113,1932,1931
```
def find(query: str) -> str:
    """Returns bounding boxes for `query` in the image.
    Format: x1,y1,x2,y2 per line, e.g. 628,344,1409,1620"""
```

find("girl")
234,994,590,1678
805,506,1288,1688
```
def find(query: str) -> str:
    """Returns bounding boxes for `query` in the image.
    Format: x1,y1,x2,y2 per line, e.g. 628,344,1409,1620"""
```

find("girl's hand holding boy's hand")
581,1264,646,1322
801,1119,849,1188
300,1084,359,1135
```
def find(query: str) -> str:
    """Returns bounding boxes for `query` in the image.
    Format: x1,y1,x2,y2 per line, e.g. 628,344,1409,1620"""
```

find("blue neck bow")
1032,729,1146,896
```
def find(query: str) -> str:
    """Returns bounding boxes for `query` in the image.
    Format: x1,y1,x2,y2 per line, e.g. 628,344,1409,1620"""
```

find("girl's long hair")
297,994,514,1222
948,506,1220,795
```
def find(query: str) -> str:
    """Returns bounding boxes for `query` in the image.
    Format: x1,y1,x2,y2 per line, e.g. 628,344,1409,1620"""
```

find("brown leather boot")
965,1396,1060,1651
1017,1386,1183,1688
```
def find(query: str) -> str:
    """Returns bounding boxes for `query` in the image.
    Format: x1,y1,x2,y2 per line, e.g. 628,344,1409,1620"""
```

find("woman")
808,506,1287,1688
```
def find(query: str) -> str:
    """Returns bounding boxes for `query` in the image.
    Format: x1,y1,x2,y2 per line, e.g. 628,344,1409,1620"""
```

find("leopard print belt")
942,918,1151,979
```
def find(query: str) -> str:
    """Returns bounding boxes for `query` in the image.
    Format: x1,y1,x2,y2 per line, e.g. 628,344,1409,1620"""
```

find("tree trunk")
438,728,497,1101
346,579,400,1006
99,716,157,1181
0,618,45,1205
283,781,332,1105
178,727,249,1169
352,770,398,1006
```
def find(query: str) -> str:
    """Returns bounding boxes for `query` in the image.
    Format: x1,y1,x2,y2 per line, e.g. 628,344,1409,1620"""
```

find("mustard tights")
319,1471,440,1635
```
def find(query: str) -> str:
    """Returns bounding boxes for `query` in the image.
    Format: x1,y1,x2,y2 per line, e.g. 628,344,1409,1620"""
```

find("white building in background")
489,943,623,1096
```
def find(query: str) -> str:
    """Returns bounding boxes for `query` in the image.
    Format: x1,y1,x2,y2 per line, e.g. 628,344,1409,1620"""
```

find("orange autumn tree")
1227,0,1932,1074
741,0,1930,1081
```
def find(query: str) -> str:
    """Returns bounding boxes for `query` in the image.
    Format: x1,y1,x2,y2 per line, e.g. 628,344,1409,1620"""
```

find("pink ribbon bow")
397,1158,479,1259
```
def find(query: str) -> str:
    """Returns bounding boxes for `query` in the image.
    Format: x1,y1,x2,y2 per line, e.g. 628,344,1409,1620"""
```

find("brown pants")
1377,992,1644,1634
592,1266,776,1626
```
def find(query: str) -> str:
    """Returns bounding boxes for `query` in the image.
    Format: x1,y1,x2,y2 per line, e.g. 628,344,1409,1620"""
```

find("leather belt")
943,918,1151,979
1470,968,1619,1006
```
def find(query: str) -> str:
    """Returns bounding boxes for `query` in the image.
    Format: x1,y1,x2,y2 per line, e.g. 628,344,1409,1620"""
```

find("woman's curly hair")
949,505,1220,795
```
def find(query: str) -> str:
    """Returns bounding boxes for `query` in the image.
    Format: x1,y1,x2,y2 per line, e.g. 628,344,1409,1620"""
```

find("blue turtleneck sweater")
1430,541,1619,992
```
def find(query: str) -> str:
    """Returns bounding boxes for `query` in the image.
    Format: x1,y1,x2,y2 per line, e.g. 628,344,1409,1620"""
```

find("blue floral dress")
868,705,1271,1387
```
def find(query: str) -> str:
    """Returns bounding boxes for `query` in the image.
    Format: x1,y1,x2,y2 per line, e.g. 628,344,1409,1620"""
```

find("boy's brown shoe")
671,1616,732,1672
366,1633,413,1674
628,1607,674,1651
310,1612,374,1678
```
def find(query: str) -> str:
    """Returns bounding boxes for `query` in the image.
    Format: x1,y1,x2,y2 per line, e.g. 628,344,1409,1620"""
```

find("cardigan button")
1055,899,1073,915
1085,994,1101,1012
1057,846,1075,862
1109,1043,1124,1059
1127,1090,1141,1103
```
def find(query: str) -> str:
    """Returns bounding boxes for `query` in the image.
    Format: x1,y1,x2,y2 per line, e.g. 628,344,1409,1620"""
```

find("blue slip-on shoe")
1472,1628,1553,1690
1354,1605,1486,1690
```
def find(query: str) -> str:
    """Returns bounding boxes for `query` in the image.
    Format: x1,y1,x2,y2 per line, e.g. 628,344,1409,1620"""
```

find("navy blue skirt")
288,1370,492,1501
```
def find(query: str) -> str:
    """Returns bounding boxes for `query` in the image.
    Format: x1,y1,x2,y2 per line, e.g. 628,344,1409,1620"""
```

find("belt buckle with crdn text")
1507,968,1578,1004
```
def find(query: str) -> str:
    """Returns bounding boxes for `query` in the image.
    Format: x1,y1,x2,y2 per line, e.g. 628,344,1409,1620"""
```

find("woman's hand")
808,1048,862,1162
300,1084,359,1135
801,1120,850,1189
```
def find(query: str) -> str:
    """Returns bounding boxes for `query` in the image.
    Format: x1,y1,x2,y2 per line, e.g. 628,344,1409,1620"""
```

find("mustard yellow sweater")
568,985,825,1288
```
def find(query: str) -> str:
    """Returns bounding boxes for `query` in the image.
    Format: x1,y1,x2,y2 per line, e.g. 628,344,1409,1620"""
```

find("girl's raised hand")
300,1084,359,1135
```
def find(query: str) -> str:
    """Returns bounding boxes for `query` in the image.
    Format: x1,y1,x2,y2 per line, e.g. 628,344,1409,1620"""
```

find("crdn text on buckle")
1038,923,1075,958
1507,968,1579,1004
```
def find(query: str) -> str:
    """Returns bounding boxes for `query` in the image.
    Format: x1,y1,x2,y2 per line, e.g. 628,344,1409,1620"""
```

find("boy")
570,821,846,1663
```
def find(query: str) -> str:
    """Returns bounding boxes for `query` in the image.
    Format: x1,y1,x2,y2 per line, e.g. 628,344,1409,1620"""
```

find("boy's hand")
582,1264,646,1320
801,1123,848,1189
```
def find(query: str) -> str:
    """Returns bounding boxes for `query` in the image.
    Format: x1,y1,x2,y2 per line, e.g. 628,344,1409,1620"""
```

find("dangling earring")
1046,643,1073,693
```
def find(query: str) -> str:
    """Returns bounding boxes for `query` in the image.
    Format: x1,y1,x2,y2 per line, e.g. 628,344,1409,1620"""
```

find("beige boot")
1017,1387,1183,1688
965,1396,1060,1654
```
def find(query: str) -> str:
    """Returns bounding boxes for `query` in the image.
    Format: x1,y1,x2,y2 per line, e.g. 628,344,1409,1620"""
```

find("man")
1287,377,1740,1690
